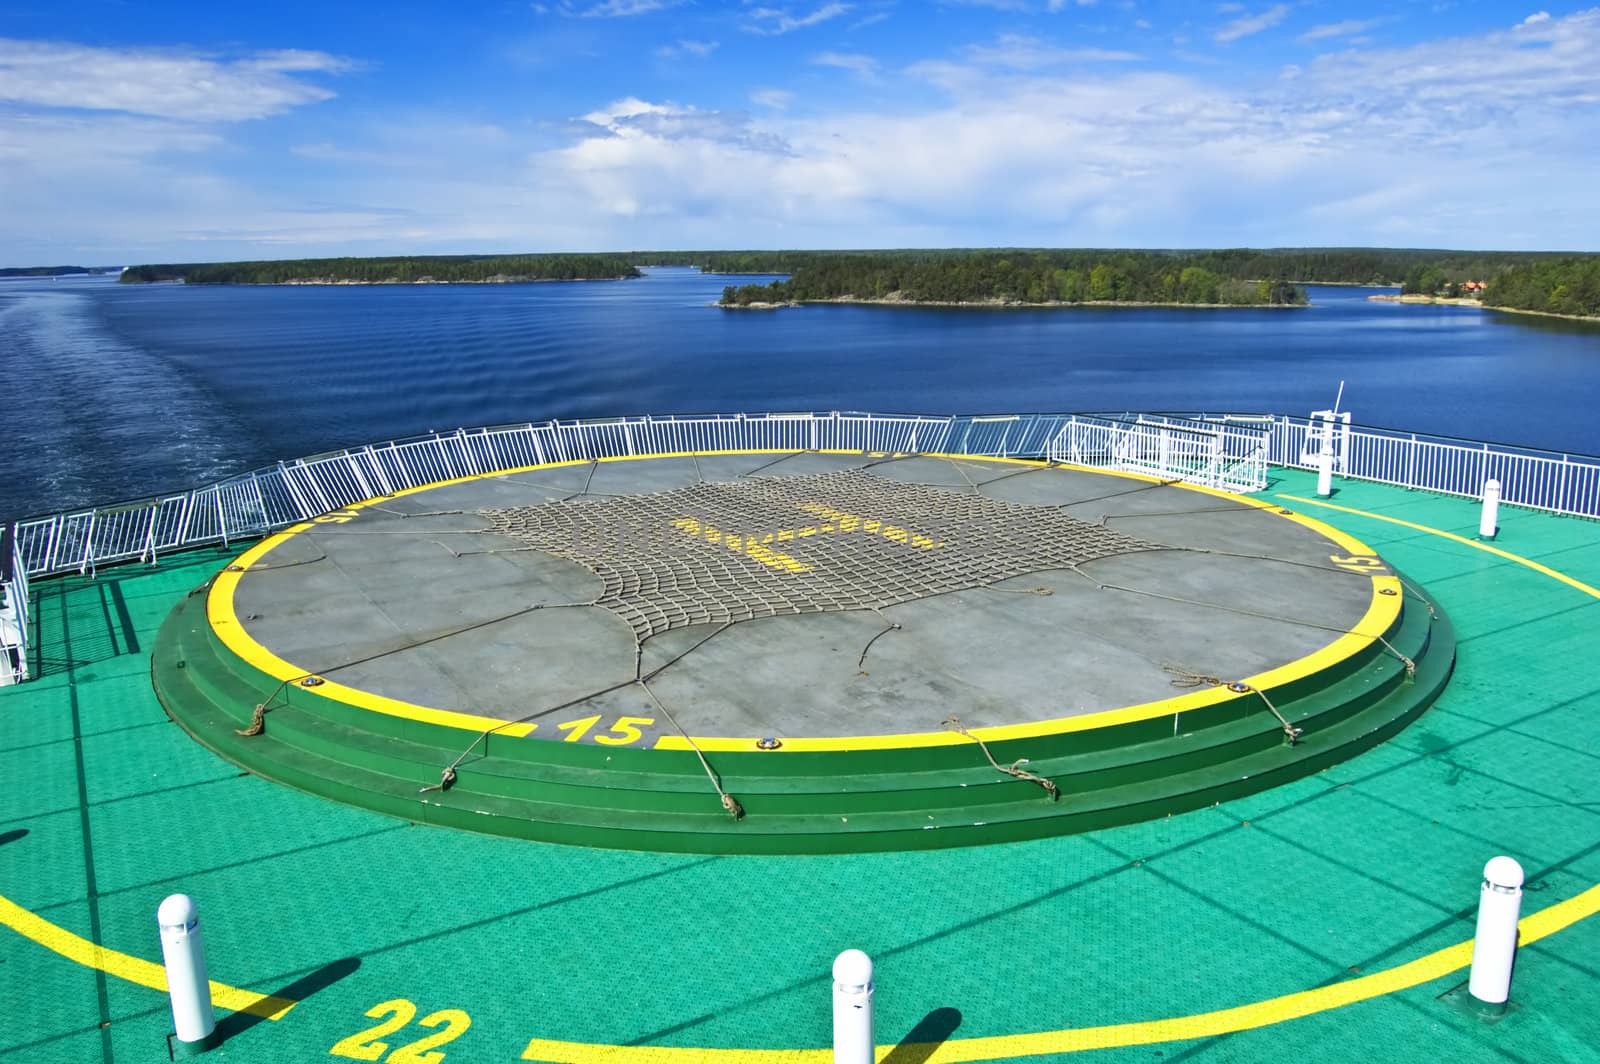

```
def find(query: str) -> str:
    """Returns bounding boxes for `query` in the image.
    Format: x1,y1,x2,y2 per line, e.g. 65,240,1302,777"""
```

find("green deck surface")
3,467,1598,1062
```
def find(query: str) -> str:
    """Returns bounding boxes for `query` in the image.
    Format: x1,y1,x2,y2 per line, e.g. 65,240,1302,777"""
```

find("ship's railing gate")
5,409,1599,597
1047,414,1268,493
0,527,28,684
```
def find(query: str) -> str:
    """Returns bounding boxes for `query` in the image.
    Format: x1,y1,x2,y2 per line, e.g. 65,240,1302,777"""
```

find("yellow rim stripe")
519,882,1600,1061
6,876,1596,1059
12,487,1594,1056
210,452,1398,749
1280,494,1600,600
208,451,869,738
0,892,296,1020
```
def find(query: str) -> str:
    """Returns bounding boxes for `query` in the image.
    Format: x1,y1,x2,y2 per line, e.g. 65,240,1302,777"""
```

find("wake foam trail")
0,287,248,521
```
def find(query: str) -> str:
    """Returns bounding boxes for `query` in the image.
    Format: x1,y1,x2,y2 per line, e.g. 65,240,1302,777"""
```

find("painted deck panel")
0,468,1596,1062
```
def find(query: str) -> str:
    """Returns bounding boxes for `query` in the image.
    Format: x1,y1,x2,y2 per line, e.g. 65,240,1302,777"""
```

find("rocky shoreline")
720,295,1307,310
1367,293,1483,307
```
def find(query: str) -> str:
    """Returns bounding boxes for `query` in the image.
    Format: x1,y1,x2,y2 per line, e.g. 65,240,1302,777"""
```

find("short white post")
1316,427,1334,497
1479,479,1501,540
158,894,216,1053
1468,856,1524,1009
832,949,874,1064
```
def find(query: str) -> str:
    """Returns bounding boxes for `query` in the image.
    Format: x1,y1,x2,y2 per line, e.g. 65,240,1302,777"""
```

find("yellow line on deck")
0,892,296,1020
11,485,1597,1059
519,882,1600,1061
1279,495,1600,601
210,452,1399,748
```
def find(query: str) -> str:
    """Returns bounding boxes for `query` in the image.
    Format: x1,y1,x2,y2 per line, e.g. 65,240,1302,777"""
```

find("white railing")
0,531,27,684
4,410,1599,594
1048,414,1268,493
1261,415,1600,518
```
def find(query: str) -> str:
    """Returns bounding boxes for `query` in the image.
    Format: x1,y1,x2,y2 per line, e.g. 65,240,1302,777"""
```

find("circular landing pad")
155,452,1454,852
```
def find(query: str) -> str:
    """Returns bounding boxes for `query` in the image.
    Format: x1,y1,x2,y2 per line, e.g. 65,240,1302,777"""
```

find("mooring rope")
365,505,467,518
234,598,600,738
1097,504,1259,525
1054,477,1183,510
1161,664,1303,744
1075,571,1418,679
640,680,744,820
967,461,1057,493
739,450,808,478
856,610,902,669
942,715,1059,800
412,620,741,811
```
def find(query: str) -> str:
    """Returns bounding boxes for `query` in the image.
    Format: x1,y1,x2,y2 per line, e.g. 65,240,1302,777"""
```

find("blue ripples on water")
3,268,1598,520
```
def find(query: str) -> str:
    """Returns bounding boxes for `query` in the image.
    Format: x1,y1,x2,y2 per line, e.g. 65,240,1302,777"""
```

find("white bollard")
832,949,874,1064
1479,479,1501,540
1468,856,1524,1008
1316,434,1334,497
158,894,216,1053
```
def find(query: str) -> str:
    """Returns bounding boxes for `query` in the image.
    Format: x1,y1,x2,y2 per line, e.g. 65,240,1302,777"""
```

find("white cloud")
535,0,683,16
1523,11,1552,24
0,38,350,121
751,88,796,110
1215,5,1290,44
1298,18,1384,43
577,97,792,154
964,34,1142,68
812,51,879,78
501,9,1600,250
584,0,671,13
1303,7,1600,112
15,9,1600,260
744,4,853,36
656,39,720,59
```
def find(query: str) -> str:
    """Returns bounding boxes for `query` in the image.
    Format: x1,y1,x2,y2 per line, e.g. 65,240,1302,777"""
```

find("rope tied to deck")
236,673,310,736
1162,664,1303,744
419,765,458,794
238,703,266,737
942,716,1059,800
1377,635,1417,679
640,680,744,821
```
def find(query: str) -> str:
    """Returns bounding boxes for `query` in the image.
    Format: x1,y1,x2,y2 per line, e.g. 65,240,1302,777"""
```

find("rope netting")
479,468,1160,642
227,457,1420,815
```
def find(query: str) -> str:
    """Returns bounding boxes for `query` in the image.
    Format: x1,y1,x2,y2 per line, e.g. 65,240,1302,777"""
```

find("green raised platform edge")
3,467,1596,1063
149,454,1456,854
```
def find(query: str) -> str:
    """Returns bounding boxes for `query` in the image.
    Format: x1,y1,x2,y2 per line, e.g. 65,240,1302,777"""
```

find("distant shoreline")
720,296,1308,311
1368,293,1483,307
1485,305,1600,324
158,276,633,287
1367,293,1600,323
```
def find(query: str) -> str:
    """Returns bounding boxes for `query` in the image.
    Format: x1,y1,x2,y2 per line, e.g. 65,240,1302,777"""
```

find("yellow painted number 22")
330,999,472,1063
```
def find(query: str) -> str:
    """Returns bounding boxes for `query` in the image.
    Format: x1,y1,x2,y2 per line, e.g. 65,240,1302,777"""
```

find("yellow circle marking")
4,882,1596,1059
0,892,295,1020
208,452,1401,748
5,497,1597,1059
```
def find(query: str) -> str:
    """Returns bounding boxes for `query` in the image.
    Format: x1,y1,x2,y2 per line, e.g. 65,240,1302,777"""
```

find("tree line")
1482,259,1600,318
0,265,98,277
108,247,1599,316
119,254,641,285
714,251,1307,307
654,247,1577,287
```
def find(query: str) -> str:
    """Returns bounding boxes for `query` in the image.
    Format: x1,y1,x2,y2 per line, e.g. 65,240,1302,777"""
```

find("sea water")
3,267,1599,519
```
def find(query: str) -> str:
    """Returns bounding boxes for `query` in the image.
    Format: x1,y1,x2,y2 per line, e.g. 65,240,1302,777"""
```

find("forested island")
1480,259,1600,319
0,265,100,277
650,247,1567,288
103,247,1599,318
119,254,640,285
709,251,1306,308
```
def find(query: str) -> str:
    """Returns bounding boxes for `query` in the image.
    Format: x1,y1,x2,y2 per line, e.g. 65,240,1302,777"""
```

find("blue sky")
1,1,1597,264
